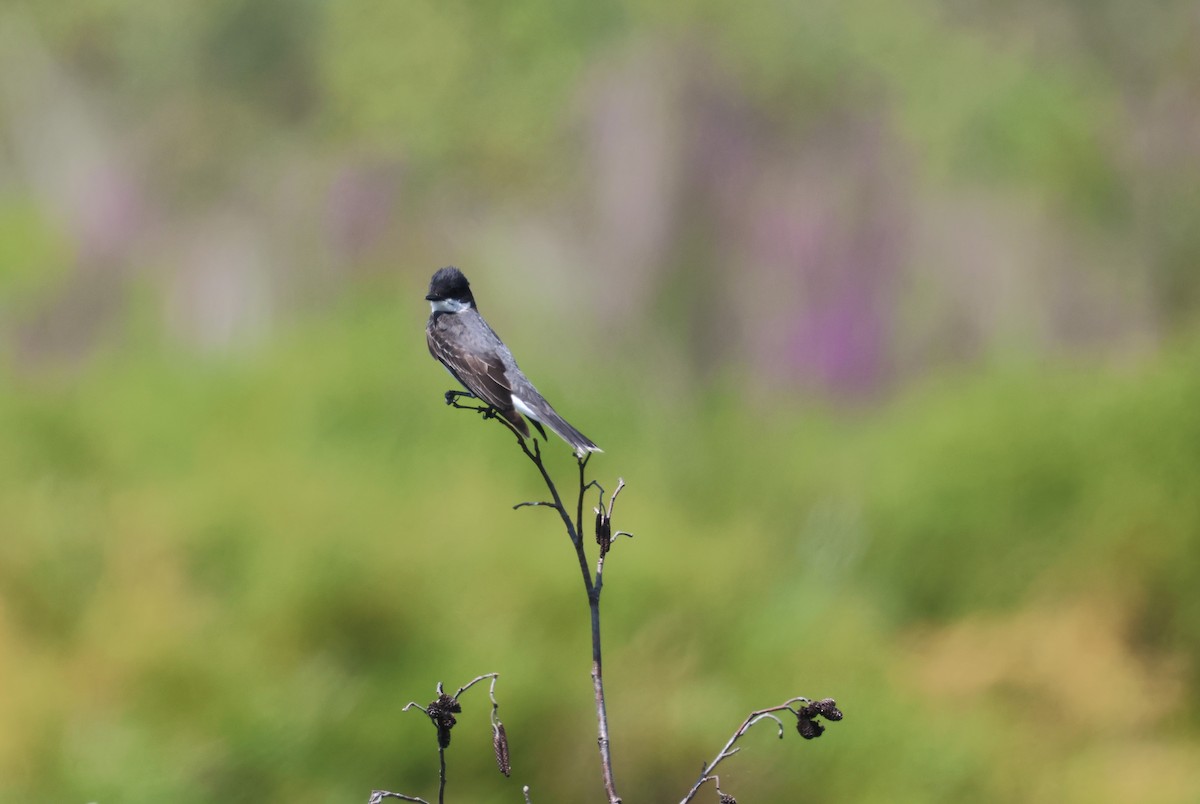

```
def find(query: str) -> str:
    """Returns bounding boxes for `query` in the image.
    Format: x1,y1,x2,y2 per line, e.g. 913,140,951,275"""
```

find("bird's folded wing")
428,329,514,411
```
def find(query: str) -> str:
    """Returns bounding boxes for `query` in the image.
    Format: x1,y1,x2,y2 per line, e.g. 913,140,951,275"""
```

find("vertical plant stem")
438,747,446,804
515,432,619,802
477,409,622,803
591,591,619,803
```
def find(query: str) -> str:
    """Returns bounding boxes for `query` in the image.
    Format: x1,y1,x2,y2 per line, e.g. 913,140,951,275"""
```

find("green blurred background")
2,1,1199,802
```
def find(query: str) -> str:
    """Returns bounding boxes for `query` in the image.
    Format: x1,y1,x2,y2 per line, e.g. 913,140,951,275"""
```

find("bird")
425,266,601,456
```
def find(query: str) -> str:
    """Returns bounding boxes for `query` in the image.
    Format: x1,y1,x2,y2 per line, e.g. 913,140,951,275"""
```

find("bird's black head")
425,266,476,310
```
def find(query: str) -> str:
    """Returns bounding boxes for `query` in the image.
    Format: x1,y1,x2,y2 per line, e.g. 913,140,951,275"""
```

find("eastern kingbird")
425,266,601,456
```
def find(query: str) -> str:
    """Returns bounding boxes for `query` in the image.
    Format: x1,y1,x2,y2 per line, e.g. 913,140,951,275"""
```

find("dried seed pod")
812,698,843,721
493,721,511,777
595,510,612,557
796,716,825,740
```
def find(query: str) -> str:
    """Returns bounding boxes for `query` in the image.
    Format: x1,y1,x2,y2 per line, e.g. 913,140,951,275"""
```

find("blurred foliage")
2,293,1199,801
3,1,1200,802
321,0,622,180
0,198,71,304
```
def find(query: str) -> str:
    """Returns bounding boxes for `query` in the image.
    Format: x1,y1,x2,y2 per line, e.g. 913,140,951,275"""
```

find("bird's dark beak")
425,292,441,301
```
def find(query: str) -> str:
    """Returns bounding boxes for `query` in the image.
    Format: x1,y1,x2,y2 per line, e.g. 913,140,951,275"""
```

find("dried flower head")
426,693,462,748
719,793,738,804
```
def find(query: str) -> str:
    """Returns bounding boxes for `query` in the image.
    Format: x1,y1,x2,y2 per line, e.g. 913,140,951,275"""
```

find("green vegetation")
2,297,1198,801
3,1,1200,800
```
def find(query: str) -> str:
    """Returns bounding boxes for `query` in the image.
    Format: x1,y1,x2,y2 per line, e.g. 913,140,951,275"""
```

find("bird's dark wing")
427,324,514,412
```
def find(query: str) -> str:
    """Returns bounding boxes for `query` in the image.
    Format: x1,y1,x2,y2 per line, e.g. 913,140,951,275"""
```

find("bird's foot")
444,390,498,420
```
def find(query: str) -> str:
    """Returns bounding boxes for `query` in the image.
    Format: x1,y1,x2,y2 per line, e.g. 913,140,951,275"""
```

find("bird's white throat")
430,298,470,314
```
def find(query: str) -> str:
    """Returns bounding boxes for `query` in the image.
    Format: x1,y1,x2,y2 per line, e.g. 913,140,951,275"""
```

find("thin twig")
575,453,591,548
678,697,812,804
369,792,430,804
486,675,501,727
451,672,499,701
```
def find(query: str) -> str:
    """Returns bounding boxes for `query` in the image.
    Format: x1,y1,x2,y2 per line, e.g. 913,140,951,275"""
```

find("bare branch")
574,452,592,548
679,697,819,804
451,672,499,701
369,792,430,804
400,675,509,804
461,400,622,803
443,394,841,804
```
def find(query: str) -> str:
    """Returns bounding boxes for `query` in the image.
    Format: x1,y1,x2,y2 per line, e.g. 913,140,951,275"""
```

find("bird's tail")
513,394,601,457
541,409,602,457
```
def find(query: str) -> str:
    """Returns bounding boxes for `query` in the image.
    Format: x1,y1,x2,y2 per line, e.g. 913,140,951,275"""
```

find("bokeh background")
2,2,1199,802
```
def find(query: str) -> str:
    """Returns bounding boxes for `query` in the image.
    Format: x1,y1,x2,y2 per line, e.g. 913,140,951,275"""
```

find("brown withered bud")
493,721,511,777
719,793,738,804
595,510,612,557
427,693,462,748
796,716,825,740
